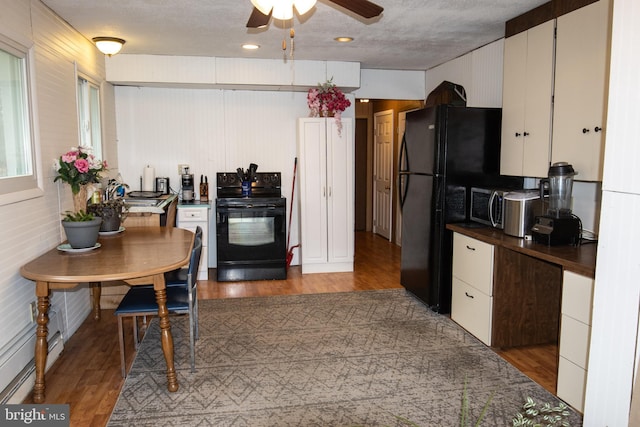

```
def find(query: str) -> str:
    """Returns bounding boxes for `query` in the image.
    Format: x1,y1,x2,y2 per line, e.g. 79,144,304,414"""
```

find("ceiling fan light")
251,0,273,16
272,0,294,20
92,37,126,56
293,0,316,16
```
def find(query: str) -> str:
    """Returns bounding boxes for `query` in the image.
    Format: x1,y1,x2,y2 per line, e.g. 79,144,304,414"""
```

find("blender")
531,162,581,245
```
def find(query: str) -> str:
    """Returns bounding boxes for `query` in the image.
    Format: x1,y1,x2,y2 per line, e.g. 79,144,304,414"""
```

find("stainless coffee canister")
503,191,541,238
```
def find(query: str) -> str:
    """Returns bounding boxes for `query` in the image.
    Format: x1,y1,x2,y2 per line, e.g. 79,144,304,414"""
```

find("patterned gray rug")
108,289,582,426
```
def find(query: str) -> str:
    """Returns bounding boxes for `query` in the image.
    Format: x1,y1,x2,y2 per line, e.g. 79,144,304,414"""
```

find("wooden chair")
114,229,202,377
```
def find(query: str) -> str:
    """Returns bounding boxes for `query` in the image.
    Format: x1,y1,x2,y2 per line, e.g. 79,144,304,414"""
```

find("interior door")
373,110,394,240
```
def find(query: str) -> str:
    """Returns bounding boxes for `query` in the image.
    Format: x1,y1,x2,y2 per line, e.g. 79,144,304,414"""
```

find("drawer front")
451,277,492,345
177,207,209,222
557,356,587,413
562,271,594,324
452,233,494,295
559,315,591,369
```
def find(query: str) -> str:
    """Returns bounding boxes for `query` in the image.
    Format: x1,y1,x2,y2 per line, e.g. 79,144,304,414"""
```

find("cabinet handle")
523,131,529,136
465,292,474,299
583,128,590,134
465,245,475,251
515,132,521,137
594,126,602,132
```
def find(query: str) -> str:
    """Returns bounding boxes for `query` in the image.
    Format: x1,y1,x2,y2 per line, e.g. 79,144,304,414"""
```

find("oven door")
216,198,286,280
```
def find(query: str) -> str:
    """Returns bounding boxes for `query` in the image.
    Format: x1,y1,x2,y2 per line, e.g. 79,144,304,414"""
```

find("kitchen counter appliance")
215,171,286,281
531,162,581,246
470,187,508,229
503,190,541,238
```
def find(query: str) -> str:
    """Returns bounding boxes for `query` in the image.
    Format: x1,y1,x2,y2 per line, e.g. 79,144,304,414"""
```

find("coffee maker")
531,162,581,246
181,167,194,202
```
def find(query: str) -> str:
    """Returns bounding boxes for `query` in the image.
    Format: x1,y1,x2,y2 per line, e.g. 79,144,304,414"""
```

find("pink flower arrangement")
54,146,108,195
307,79,351,135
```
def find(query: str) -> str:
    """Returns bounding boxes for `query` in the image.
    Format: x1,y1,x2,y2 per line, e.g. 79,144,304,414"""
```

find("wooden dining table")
20,226,194,403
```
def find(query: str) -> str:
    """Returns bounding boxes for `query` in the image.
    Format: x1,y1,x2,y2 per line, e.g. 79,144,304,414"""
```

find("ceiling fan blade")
246,7,272,28
329,0,383,19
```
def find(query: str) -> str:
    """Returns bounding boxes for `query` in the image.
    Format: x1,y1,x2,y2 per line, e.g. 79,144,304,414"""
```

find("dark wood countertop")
447,223,597,278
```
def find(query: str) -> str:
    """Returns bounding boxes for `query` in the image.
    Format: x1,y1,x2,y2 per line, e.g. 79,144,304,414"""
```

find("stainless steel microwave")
470,187,508,228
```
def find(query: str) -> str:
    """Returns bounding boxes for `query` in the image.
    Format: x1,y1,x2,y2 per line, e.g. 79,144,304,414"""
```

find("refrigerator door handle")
398,133,409,208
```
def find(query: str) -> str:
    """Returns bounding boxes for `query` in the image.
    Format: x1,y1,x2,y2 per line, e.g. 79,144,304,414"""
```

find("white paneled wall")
0,0,110,397
426,39,504,108
584,0,640,424
115,87,354,266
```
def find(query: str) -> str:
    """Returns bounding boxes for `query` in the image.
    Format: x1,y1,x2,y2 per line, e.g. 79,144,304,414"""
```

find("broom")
286,157,300,269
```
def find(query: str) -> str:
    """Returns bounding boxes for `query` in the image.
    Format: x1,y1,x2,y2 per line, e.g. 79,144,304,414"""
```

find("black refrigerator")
398,105,504,313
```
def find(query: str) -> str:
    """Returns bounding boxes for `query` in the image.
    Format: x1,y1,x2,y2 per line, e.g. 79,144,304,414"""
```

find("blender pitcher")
540,162,577,218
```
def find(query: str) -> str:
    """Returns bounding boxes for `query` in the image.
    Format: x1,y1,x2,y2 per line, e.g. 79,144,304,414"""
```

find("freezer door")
404,108,437,174
400,173,434,303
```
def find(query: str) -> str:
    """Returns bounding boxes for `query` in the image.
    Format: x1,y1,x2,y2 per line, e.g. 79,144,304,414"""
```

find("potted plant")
87,198,129,232
60,210,102,249
54,146,108,248
54,146,108,213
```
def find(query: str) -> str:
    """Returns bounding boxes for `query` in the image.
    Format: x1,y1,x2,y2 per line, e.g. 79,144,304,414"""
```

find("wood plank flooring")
22,231,556,426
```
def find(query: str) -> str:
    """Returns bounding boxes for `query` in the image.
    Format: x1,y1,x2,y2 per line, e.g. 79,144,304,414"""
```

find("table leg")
90,282,101,320
154,275,178,392
33,281,50,403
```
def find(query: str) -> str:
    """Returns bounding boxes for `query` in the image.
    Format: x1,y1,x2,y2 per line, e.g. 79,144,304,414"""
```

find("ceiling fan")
246,0,384,28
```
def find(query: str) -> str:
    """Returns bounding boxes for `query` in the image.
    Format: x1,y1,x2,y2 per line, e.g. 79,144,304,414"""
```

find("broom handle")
287,157,297,250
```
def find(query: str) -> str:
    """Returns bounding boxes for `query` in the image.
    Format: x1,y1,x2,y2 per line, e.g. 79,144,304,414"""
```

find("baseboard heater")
0,309,64,404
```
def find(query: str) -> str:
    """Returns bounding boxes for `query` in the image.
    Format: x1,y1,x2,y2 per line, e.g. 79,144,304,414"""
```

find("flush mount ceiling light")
251,0,317,21
334,36,354,43
242,43,261,50
92,37,126,56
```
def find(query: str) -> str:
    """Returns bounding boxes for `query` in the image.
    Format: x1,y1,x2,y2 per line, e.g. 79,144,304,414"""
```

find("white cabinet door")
557,270,594,413
298,118,354,273
501,20,555,178
326,118,354,266
552,0,611,181
298,119,329,268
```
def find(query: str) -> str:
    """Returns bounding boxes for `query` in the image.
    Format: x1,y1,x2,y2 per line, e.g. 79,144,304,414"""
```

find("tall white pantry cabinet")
297,117,354,274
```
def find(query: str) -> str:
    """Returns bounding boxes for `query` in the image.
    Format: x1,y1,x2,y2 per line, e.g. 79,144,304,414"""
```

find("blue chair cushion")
114,286,190,315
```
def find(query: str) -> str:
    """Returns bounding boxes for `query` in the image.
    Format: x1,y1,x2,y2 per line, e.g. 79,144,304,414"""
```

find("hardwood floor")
23,231,556,426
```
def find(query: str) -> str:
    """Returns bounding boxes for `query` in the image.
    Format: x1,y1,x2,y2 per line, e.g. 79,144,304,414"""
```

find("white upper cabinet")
552,0,612,182
501,20,555,178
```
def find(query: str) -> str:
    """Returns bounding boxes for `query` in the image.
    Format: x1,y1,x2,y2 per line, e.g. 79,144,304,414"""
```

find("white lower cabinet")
557,270,594,412
177,204,210,280
451,233,495,345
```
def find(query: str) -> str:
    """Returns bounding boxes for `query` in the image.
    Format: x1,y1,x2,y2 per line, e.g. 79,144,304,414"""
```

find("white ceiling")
41,0,548,71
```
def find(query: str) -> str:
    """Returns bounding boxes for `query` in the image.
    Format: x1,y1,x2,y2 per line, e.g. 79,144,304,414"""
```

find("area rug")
107,289,582,426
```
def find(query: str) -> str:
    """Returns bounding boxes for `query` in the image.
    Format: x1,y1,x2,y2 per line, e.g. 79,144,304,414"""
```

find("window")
77,76,102,158
0,37,38,201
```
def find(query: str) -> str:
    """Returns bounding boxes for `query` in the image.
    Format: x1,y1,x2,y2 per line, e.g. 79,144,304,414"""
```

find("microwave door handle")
488,191,497,227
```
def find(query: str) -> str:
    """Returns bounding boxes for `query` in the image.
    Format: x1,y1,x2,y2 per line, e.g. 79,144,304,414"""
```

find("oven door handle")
219,204,281,210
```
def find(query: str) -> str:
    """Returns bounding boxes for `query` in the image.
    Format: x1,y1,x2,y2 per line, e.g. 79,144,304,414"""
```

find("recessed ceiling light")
242,44,260,50
334,37,354,43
